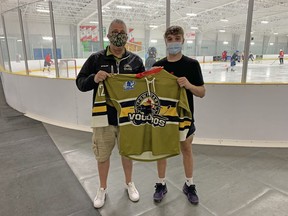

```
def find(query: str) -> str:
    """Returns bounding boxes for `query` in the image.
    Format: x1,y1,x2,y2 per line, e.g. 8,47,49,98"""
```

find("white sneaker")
93,188,107,208
127,182,140,202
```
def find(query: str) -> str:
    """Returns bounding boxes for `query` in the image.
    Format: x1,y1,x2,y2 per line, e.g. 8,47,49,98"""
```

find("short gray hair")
108,19,127,33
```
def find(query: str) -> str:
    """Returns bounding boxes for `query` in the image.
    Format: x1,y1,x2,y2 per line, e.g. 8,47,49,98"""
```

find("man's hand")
178,77,206,98
94,70,111,83
177,77,191,89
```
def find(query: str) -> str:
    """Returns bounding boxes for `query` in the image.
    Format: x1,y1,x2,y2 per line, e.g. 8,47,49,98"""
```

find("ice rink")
26,59,288,83
202,59,288,83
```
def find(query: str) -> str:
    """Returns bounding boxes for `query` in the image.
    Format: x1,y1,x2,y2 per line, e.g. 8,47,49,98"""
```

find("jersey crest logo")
128,91,167,127
123,80,136,90
124,64,132,71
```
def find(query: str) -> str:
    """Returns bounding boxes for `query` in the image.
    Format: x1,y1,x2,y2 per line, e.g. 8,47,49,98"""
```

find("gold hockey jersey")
92,68,192,161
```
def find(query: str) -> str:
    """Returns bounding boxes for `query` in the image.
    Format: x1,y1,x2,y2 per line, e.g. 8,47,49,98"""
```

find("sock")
158,178,166,185
185,177,194,186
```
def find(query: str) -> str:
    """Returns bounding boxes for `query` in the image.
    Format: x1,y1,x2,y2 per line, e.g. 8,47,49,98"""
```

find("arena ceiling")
1,0,288,36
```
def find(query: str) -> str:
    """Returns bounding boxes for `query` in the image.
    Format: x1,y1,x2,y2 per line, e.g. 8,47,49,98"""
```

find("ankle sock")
158,178,166,185
185,177,194,186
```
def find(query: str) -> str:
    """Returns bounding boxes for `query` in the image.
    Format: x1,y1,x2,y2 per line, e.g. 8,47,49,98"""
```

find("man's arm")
188,84,205,98
177,78,205,98
76,55,99,92
178,60,205,98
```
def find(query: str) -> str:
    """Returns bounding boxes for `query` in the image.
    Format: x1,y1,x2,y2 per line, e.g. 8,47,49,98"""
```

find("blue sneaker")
153,183,167,202
183,183,199,205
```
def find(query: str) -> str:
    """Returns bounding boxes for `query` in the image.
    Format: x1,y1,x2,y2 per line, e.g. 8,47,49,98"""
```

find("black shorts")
44,61,51,67
186,122,196,138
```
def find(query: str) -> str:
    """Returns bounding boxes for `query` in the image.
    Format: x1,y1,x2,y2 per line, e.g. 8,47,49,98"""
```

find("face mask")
109,32,127,47
166,42,183,55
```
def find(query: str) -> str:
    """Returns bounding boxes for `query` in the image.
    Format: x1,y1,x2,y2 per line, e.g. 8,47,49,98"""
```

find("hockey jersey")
92,68,192,161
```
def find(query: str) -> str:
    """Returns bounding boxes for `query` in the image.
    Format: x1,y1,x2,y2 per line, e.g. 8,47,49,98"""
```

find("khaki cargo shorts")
92,125,119,162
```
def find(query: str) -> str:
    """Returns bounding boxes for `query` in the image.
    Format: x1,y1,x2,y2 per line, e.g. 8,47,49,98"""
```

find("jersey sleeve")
177,87,192,141
91,82,109,127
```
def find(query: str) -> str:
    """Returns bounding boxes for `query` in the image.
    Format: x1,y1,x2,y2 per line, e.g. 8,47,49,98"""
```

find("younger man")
153,26,205,204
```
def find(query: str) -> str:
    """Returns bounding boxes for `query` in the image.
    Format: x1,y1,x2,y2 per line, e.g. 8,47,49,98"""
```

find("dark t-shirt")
153,55,204,122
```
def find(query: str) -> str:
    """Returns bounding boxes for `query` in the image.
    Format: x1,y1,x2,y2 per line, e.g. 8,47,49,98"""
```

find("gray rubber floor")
0,77,100,216
45,123,288,216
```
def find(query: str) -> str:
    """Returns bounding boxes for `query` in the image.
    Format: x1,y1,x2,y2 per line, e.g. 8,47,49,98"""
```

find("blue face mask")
167,42,183,55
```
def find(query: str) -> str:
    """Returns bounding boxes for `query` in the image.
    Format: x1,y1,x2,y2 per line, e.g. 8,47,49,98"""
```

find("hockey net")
59,59,77,78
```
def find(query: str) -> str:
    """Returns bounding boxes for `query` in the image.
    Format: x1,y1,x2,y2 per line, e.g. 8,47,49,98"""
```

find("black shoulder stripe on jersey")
92,112,107,116
93,102,107,107
179,125,191,131
119,116,129,124
120,101,136,108
160,100,177,107
179,117,192,122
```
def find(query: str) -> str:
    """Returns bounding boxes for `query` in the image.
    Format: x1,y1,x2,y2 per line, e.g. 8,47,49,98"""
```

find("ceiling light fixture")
186,13,197,16
273,32,278,35
220,19,228,22
187,40,193,44
219,30,225,33
150,39,158,43
269,43,274,45
89,21,98,24
42,36,53,41
37,9,50,13
261,21,269,24
116,5,132,9
190,26,198,30
223,41,229,44
149,25,158,28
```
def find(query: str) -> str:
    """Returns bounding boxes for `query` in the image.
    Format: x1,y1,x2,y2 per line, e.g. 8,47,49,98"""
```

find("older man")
76,19,145,208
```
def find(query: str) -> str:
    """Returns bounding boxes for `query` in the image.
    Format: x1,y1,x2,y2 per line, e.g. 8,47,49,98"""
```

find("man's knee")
92,126,116,162
95,154,110,163
92,143,113,162
181,136,193,152
181,142,192,153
